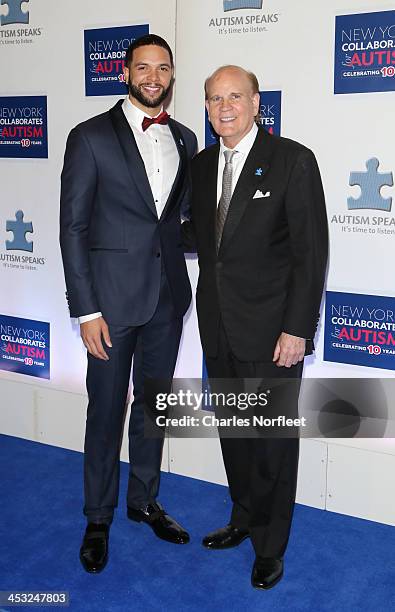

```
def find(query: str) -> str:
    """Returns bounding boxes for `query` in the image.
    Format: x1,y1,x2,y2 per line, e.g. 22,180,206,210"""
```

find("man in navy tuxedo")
60,34,197,573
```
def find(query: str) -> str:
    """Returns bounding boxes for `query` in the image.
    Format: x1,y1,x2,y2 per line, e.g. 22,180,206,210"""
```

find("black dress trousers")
205,319,303,558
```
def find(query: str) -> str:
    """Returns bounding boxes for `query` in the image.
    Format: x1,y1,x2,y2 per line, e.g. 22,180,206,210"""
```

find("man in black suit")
187,65,328,589
60,35,197,573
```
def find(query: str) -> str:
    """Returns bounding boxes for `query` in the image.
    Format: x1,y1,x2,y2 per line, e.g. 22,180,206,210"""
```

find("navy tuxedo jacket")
186,127,328,362
60,99,197,326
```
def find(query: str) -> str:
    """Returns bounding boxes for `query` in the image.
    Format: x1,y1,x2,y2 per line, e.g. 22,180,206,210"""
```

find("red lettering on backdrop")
350,50,395,67
338,327,395,346
96,60,125,73
1,126,43,138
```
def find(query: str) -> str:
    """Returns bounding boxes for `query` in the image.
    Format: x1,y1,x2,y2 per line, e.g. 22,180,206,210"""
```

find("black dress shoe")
79,523,109,573
127,502,189,544
251,557,283,590
202,525,249,549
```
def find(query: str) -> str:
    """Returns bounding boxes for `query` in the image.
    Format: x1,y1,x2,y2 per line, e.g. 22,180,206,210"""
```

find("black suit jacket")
60,99,197,325
187,127,328,362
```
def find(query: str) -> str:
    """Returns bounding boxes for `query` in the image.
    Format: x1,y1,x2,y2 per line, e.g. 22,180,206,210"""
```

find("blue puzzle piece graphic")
0,0,29,26
348,158,393,212
6,210,33,252
224,0,262,11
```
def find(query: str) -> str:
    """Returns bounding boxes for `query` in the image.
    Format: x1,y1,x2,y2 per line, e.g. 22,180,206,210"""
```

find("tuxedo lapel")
109,100,157,218
160,119,186,220
219,128,273,256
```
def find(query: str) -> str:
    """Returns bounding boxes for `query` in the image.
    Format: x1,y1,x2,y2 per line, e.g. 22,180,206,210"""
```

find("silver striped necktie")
216,149,237,252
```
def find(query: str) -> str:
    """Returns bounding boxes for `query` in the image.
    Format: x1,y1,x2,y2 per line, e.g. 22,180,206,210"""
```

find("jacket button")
156,252,161,258
216,261,223,269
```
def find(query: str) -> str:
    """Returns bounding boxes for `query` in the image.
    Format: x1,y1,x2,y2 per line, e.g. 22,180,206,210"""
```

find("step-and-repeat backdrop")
0,0,394,396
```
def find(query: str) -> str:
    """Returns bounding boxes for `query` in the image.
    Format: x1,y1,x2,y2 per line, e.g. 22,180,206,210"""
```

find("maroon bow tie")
142,111,170,131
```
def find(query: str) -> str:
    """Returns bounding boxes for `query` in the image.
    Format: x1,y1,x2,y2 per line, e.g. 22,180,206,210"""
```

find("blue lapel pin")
255,167,263,176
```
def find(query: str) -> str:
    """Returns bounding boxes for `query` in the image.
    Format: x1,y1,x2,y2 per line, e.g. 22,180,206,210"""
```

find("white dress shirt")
216,122,258,205
79,97,179,324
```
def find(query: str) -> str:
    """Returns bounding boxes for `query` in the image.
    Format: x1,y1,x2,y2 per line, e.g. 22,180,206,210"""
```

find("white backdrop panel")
0,0,177,394
1,0,395,525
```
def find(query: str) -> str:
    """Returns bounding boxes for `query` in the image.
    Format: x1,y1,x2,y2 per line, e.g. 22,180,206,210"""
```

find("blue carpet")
1,434,395,611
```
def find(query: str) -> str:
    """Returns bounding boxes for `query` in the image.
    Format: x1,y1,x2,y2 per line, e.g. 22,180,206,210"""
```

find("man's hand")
272,332,305,368
80,317,112,360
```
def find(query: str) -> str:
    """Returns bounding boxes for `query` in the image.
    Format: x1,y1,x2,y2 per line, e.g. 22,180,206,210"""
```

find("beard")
128,78,172,109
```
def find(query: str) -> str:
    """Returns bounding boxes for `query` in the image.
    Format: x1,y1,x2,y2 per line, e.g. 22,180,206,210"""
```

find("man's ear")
252,92,260,116
123,66,129,85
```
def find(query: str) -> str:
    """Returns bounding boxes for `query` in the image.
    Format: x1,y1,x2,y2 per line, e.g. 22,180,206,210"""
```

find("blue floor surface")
1,434,395,611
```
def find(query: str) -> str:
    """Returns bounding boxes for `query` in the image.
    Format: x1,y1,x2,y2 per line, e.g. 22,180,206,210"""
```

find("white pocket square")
253,189,271,199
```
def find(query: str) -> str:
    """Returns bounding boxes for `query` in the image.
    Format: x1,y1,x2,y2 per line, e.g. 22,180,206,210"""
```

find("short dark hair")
125,34,174,68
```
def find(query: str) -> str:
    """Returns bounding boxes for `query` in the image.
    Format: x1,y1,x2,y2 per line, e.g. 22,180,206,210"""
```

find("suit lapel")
219,128,273,256
203,143,220,255
109,100,157,218
160,119,186,220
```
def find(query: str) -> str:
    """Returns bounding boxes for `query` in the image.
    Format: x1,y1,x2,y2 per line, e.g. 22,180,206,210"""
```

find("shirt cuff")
78,312,102,324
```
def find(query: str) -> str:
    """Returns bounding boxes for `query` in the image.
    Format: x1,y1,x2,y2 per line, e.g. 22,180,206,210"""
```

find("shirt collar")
122,96,164,133
219,122,258,157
